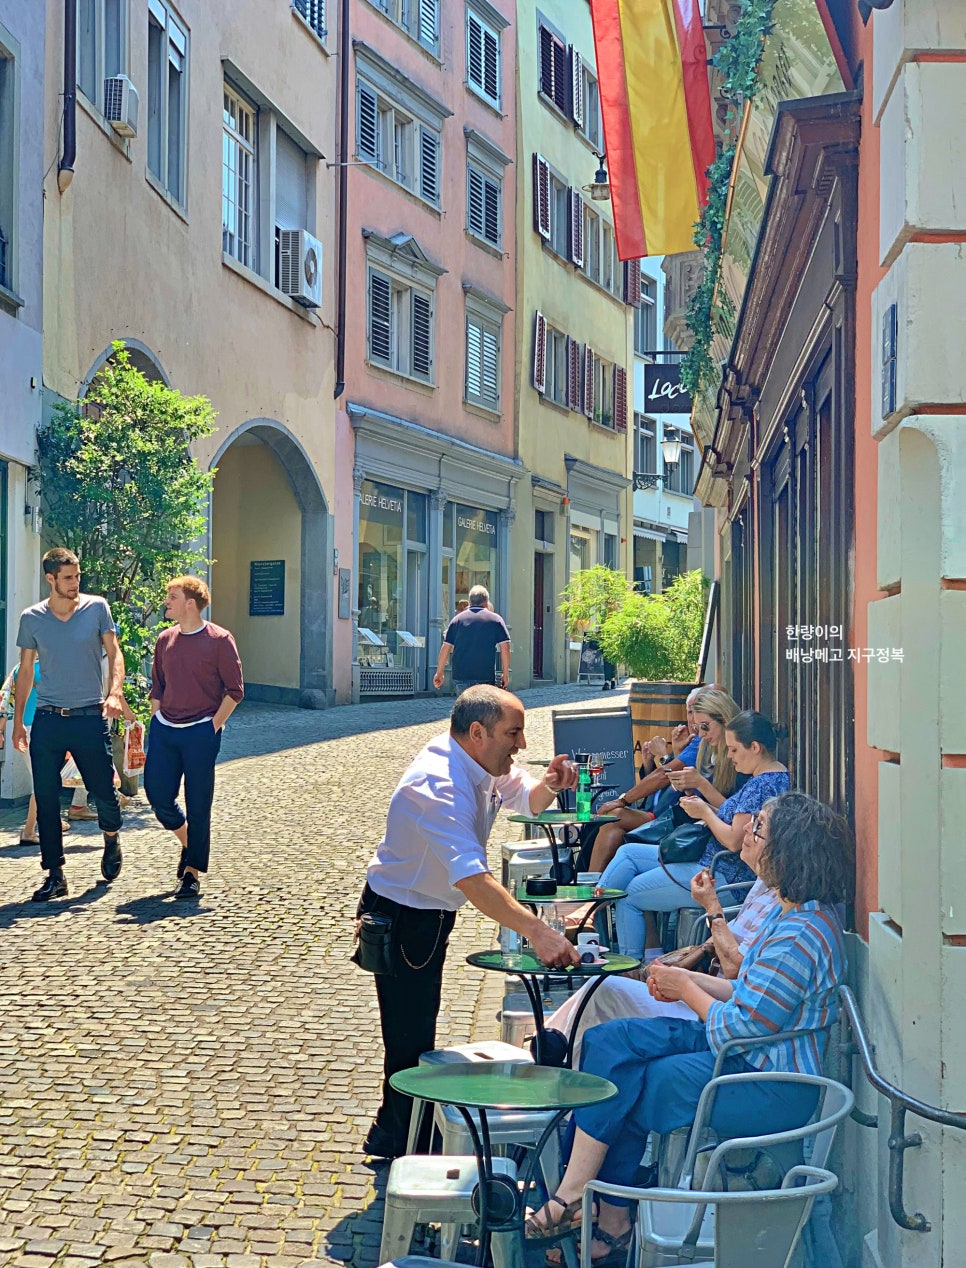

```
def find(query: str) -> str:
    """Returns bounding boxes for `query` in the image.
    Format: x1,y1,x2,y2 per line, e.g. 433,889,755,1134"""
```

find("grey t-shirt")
17,595,114,709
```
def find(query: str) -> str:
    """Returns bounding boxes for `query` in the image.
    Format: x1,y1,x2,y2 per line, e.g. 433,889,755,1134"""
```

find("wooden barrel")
629,681,695,771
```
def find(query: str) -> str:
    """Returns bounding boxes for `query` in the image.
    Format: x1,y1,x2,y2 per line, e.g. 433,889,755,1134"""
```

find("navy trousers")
30,710,122,871
144,717,222,872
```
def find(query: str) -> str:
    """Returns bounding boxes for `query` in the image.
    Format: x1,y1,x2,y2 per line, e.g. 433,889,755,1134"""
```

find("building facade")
512,0,635,686
0,0,45,798
42,0,338,706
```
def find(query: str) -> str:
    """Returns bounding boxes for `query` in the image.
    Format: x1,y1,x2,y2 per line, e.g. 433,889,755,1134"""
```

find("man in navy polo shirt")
433,585,510,693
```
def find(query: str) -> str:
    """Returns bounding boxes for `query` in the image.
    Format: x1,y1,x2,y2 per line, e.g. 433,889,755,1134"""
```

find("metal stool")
405,1041,532,1155
500,841,554,889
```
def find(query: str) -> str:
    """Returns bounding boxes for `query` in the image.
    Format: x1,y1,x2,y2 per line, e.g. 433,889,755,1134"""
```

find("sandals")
587,1224,634,1267
525,1191,584,1240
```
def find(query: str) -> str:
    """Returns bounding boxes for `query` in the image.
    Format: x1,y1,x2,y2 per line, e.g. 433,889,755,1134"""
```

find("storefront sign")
249,560,285,616
457,513,496,535
360,486,403,516
643,363,693,414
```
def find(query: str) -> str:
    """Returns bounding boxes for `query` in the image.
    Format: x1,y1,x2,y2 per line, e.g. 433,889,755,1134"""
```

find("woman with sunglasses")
526,792,852,1260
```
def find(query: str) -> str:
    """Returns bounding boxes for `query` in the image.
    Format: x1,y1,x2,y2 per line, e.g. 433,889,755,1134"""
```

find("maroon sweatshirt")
150,623,244,724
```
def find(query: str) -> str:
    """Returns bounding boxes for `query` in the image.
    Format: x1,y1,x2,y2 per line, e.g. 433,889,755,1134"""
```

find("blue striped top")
705,901,846,1075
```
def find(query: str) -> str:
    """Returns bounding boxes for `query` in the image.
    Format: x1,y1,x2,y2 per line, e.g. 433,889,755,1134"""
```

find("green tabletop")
389,1061,617,1111
467,949,640,977
508,812,619,825
514,884,626,904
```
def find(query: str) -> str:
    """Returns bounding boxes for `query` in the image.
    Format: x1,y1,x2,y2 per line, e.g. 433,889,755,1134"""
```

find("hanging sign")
643,363,694,414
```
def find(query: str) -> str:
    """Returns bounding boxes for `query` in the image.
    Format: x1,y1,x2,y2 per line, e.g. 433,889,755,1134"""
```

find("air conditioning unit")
103,75,139,138
278,229,323,308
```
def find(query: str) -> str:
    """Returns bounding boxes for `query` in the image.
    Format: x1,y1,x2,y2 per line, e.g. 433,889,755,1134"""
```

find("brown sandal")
525,1192,584,1240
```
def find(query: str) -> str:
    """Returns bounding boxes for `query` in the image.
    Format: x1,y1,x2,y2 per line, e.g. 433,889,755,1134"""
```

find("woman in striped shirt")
525,791,852,1261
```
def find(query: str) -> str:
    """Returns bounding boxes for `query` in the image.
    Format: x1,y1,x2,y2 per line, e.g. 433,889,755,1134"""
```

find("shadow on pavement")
325,1162,389,1268
114,893,214,925
0,882,111,928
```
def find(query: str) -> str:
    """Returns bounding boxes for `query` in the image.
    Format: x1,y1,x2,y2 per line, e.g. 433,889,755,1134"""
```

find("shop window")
603,533,618,570
446,501,499,601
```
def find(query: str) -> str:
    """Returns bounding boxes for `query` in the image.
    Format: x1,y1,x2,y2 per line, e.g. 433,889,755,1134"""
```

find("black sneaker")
175,872,201,900
32,872,68,903
362,1122,403,1159
176,848,188,880
101,833,123,882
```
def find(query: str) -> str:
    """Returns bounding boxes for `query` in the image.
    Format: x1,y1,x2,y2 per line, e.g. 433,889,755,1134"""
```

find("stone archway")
81,340,171,391
210,420,330,707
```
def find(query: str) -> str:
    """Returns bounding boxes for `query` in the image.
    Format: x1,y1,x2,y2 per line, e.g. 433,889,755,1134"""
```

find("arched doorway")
210,421,330,707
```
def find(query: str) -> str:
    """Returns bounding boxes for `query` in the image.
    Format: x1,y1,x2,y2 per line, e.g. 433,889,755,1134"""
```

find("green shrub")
558,566,632,638
598,570,708,681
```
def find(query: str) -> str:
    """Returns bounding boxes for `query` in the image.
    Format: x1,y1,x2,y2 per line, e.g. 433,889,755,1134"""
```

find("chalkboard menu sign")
249,560,285,616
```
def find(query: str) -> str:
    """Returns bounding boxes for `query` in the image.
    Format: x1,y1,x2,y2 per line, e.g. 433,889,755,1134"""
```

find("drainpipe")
333,0,350,398
57,0,76,193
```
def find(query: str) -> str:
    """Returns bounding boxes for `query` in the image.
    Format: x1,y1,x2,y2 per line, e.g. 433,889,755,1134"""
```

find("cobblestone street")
0,684,627,1268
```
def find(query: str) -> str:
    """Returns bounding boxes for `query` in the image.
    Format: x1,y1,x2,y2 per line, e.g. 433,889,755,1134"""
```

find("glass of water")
499,925,525,969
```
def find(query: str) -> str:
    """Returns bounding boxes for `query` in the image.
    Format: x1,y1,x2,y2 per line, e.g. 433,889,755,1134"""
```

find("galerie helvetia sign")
643,363,694,414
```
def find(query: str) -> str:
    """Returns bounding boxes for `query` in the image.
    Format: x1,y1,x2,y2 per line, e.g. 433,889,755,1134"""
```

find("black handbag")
351,910,396,975
658,820,712,865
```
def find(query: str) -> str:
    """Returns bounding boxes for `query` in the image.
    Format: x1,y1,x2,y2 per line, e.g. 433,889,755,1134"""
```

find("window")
549,170,568,256
535,509,554,543
545,326,568,407
579,66,601,150
602,222,617,294
365,232,444,384
274,128,310,288
222,85,256,268
78,0,127,113
292,0,326,39
664,430,695,494
538,23,567,112
466,6,501,108
465,310,501,410
634,274,657,355
0,45,13,292
603,533,618,570
595,356,614,427
367,0,439,56
584,206,600,283
635,414,657,473
147,0,187,204
356,54,446,207
466,129,509,250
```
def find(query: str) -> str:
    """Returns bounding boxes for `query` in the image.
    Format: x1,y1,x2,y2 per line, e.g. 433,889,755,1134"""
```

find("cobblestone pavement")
0,683,629,1268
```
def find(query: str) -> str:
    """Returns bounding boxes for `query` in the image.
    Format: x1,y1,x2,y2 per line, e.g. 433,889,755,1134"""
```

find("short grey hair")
468,584,490,607
451,684,505,736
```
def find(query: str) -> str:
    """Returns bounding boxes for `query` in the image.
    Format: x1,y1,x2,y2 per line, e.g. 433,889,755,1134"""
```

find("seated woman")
601,710,788,962
547,852,780,1063
590,687,741,873
525,791,853,1261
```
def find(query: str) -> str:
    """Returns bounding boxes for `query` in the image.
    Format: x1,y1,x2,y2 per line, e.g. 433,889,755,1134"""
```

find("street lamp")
660,428,683,466
582,152,611,202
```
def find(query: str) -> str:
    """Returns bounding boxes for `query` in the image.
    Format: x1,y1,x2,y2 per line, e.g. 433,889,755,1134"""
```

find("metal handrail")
838,984,966,1232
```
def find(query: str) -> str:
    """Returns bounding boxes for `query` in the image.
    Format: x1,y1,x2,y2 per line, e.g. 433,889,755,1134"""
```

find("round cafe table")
508,811,618,884
389,1061,617,1266
513,882,626,936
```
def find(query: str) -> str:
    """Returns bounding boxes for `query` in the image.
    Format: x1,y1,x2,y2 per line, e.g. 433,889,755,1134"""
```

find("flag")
590,0,715,260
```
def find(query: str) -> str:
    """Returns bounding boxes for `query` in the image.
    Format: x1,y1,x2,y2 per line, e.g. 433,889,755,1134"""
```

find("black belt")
36,705,104,717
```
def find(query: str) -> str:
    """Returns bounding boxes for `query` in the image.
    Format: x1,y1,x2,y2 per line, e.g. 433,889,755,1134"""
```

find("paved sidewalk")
0,683,629,1268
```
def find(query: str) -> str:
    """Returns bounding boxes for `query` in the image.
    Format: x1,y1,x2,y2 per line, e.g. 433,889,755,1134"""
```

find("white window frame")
466,1,506,110
77,0,129,114
634,274,657,355
594,356,614,428
583,205,600,284
548,170,568,257
635,413,657,473
0,33,16,298
222,83,256,269
366,0,440,57
147,0,188,206
545,325,568,408
579,64,602,150
464,286,508,413
602,222,617,295
364,232,445,386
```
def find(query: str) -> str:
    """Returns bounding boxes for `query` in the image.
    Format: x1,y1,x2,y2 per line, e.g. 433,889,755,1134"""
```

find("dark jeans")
144,717,222,872
357,883,457,1148
30,710,122,871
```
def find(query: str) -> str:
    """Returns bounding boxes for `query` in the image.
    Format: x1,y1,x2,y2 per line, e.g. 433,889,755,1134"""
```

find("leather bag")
351,910,396,975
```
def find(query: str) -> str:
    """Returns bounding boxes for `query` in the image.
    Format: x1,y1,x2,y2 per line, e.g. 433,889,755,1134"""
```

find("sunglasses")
697,716,723,733
750,813,768,843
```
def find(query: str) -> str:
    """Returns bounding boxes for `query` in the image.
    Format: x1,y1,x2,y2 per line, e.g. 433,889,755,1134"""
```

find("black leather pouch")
351,910,396,975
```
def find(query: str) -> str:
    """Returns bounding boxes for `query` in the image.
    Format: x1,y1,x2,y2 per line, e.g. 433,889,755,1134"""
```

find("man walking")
433,585,510,692
356,684,580,1159
145,576,244,900
13,548,125,902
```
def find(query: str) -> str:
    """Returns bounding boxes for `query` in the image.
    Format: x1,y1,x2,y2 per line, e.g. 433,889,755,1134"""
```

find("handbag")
351,910,396,975
658,820,712,865
644,939,713,979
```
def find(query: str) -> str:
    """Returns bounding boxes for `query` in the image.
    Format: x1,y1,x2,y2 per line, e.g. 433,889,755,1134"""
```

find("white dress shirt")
366,732,538,911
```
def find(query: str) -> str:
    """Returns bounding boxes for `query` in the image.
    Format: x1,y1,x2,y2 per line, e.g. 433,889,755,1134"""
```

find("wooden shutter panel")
583,345,596,417
419,129,439,204
533,153,551,240
417,0,438,49
466,319,483,398
539,25,554,97
552,39,567,109
481,325,499,406
483,176,500,244
467,166,485,236
368,270,392,363
411,291,432,379
533,311,547,393
570,46,584,127
569,189,584,267
624,258,642,307
468,14,484,91
483,27,499,101
566,337,582,411
614,366,628,432
358,84,378,163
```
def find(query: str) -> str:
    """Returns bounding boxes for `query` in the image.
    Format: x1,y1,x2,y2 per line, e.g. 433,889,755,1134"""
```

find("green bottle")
576,762,593,822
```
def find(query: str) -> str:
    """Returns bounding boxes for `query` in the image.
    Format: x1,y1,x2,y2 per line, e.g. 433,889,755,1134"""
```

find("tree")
558,565,632,639
36,343,216,715
598,569,708,681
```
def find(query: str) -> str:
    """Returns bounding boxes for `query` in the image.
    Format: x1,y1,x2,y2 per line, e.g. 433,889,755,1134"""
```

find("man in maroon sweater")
145,576,244,899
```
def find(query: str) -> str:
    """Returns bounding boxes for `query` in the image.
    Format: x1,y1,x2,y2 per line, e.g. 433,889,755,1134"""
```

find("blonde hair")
690,687,741,795
169,575,211,612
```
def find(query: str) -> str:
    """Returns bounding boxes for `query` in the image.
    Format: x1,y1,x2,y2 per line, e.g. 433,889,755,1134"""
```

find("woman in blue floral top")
602,711,788,960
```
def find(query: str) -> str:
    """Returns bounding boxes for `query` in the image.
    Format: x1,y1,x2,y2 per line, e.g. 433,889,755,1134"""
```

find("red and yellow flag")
590,0,715,260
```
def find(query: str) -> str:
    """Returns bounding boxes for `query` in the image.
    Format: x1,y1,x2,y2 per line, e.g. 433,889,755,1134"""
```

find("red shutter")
533,311,547,393
614,366,628,432
570,46,584,127
569,189,584,268
624,259,642,307
583,345,595,418
533,153,551,240
566,337,582,410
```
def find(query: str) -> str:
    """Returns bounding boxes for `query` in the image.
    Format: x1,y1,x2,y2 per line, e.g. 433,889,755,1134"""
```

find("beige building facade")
42,0,338,704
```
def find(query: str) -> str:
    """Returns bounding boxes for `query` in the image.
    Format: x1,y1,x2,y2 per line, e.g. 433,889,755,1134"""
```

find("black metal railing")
838,985,966,1232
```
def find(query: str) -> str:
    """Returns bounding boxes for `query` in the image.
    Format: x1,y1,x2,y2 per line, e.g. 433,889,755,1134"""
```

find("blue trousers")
574,1017,820,1198
144,717,222,872
599,843,703,956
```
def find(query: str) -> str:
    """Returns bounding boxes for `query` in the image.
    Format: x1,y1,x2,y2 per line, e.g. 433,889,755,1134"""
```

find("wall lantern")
582,152,611,202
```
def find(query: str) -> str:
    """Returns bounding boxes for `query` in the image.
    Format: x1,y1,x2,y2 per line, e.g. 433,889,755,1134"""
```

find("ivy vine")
680,0,777,396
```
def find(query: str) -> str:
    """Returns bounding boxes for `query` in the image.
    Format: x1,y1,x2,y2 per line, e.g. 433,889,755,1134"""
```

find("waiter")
356,684,580,1159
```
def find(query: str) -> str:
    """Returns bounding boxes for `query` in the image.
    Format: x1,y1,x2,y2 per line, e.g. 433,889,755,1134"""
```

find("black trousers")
144,716,222,872
357,883,457,1149
30,710,122,871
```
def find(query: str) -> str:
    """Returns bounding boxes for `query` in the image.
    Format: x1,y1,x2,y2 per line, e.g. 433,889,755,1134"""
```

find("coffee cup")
576,931,600,949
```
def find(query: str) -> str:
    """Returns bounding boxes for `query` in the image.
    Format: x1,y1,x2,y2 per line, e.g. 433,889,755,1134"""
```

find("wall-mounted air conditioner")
103,75,139,138
278,229,323,308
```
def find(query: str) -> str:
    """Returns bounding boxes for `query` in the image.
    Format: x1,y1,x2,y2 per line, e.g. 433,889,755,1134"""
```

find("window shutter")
483,177,500,244
368,270,392,363
568,189,584,268
539,26,554,97
411,291,433,379
358,84,378,163
570,46,584,127
419,129,440,204
533,311,547,393
275,129,308,231
481,325,499,406
467,14,484,91
566,337,582,411
614,366,628,432
417,0,438,50
483,27,499,101
624,258,642,307
533,153,551,240
552,39,567,110
467,165,485,236
583,345,596,417
466,319,483,399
